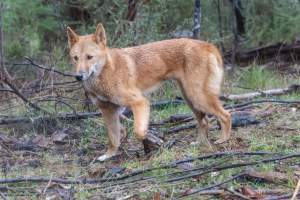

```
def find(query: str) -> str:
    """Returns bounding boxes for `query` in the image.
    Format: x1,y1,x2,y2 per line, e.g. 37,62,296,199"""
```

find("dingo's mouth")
76,71,95,81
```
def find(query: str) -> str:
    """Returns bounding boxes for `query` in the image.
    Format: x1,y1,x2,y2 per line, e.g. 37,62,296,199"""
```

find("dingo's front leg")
131,98,150,141
97,102,122,161
130,98,163,154
130,98,152,153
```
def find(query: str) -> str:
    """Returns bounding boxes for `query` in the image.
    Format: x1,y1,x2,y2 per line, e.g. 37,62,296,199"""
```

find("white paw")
97,154,111,162
214,138,229,144
191,141,199,146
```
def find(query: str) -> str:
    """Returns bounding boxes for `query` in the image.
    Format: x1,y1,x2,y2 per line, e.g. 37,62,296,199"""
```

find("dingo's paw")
214,137,230,144
97,154,112,162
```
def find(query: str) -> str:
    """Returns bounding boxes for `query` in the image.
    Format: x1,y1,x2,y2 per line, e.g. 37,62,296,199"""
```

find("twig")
24,57,80,78
42,175,53,196
0,192,7,200
180,173,245,197
266,193,299,200
166,123,197,134
224,99,300,110
0,151,275,185
222,186,252,200
291,179,300,200
166,152,300,182
195,189,224,195
1,78,49,114
0,112,101,126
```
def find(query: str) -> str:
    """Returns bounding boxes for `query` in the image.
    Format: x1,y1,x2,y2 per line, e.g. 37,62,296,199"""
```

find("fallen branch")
224,99,300,110
24,57,80,78
0,151,274,185
0,112,101,126
224,41,300,64
166,122,197,134
221,84,300,101
222,187,252,200
1,78,50,114
291,179,300,200
244,169,293,184
180,173,245,197
166,152,300,182
266,193,300,200
0,48,48,114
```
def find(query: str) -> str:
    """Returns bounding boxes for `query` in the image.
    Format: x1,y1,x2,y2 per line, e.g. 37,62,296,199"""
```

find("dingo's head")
67,24,107,81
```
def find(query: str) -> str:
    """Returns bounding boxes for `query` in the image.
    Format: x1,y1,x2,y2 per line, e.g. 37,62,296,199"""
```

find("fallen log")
0,112,101,126
224,41,300,64
221,84,300,101
166,152,300,183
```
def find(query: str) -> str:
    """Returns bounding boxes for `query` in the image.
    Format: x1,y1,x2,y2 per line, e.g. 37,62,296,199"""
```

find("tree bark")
231,0,245,36
193,0,201,39
0,2,5,81
215,0,225,52
126,0,139,21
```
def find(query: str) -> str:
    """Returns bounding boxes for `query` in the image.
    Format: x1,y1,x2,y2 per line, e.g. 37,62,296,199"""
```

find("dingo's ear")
94,23,106,46
67,27,79,48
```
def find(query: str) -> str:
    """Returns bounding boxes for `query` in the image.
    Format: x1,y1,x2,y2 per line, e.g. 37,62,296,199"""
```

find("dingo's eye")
87,55,93,60
73,56,78,61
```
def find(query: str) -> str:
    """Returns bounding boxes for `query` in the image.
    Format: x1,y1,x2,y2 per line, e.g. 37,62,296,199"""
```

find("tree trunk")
231,0,245,37
126,0,139,21
0,1,4,78
193,0,201,39
215,0,225,52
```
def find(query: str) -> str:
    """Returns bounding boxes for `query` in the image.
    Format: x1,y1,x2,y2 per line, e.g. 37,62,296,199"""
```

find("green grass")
237,65,284,90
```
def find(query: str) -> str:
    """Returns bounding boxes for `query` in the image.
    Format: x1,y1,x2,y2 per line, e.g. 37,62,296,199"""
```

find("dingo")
67,24,231,161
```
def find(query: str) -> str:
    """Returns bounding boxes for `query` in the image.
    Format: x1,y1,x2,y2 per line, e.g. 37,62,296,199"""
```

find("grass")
237,65,283,90
1,65,300,199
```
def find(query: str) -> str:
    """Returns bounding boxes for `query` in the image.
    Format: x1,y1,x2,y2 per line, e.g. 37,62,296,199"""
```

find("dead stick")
291,179,300,200
222,187,252,200
0,192,7,200
266,193,299,200
180,173,245,197
1,78,49,114
224,99,300,110
0,151,274,185
24,57,80,78
221,84,300,101
166,152,300,182
0,112,101,125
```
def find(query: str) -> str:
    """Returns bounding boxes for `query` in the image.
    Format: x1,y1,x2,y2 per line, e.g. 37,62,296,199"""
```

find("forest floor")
0,67,300,199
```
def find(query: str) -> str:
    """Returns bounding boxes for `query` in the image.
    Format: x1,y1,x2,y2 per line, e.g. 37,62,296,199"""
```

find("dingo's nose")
75,74,83,81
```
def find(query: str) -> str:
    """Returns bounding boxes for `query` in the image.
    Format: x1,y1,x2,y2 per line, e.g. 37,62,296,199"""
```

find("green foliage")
244,0,300,46
238,65,282,89
3,0,60,58
2,0,300,59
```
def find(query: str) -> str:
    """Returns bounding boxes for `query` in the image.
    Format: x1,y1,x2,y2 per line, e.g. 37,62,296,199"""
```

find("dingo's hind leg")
178,82,212,149
178,73,231,146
